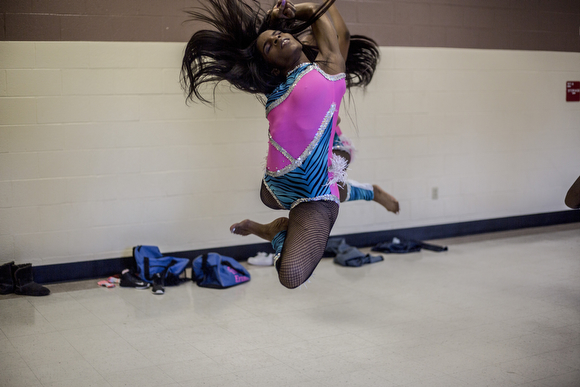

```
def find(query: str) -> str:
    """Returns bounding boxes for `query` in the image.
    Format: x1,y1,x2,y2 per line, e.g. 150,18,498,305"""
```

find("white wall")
1,42,579,267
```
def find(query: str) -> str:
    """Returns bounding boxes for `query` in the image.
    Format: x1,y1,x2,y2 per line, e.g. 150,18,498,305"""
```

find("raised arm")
327,4,350,61
272,0,345,75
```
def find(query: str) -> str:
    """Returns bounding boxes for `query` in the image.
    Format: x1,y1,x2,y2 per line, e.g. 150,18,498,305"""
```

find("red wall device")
567,81,580,102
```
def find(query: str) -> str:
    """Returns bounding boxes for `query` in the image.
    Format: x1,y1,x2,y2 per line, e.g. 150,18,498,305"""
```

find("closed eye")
266,31,281,54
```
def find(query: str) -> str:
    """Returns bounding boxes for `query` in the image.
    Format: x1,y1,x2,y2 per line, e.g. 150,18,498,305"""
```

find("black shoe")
12,263,50,296
0,261,15,295
120,269,150,289
152,273,164,295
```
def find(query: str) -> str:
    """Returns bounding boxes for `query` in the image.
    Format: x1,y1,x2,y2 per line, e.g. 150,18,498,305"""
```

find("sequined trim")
266,65,314,117
262,177,285,209
316,65,346,82
290,194,340,210
268,133,295,164
266,102,336,177
265,63,345,117
287,62,310,77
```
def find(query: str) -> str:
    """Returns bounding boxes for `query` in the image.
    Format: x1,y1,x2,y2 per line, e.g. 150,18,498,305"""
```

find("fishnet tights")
260,181,284,210
260,181,339,289
278,200,338,288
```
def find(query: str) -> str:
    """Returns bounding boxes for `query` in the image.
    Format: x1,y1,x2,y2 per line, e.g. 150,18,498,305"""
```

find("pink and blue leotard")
263,63,346,210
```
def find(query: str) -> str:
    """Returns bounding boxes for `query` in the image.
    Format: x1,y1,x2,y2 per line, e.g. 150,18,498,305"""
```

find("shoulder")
315,52,346,76
313,62,346,81
266,64,315,113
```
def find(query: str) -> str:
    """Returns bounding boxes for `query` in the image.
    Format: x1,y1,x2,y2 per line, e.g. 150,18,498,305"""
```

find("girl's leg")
372,184,399,214
230,217,288,240
230,181,289,239
332,145,399,214
260,180,285,210
342,180,374,202
339,180,400,214
275,201,339,289
230,181,289,240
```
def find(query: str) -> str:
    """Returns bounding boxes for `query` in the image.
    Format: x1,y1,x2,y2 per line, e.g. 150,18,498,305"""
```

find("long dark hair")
181,0,270,103
181,0,338,104
345,35,380,88
180,0,379,104
299,32,380,88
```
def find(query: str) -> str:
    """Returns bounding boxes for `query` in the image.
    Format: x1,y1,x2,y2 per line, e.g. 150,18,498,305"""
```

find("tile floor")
1,223,579,387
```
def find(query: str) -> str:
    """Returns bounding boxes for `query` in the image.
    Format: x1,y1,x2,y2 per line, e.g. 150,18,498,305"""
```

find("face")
257,30,303,73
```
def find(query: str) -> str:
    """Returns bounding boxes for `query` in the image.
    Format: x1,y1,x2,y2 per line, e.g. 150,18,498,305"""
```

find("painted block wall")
2,0,579,52
0,41,579,266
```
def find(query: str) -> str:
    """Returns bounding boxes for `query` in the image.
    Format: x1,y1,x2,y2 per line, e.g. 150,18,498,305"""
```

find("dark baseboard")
335,209,580,248
33,210,580,284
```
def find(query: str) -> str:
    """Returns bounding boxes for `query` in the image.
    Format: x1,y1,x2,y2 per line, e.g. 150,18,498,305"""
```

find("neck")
284,53,310,77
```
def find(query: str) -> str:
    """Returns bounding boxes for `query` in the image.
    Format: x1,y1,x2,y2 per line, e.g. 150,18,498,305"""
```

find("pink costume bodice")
265,63,346,199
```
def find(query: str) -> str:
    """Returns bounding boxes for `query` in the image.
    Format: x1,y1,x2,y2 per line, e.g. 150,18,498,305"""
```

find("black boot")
13,264,50,297
0,261,15,294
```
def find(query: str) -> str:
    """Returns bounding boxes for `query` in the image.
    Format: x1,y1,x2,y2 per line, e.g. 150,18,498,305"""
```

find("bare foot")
373,185,399,214
230,217,289,242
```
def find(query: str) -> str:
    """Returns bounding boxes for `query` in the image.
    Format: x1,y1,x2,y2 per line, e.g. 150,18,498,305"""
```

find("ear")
271,68,280,76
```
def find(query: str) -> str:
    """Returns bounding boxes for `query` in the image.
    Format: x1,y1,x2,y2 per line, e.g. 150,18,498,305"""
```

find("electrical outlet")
431,187,439,200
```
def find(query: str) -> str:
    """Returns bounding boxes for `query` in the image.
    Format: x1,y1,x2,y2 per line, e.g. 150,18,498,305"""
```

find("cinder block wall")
1,0,579,266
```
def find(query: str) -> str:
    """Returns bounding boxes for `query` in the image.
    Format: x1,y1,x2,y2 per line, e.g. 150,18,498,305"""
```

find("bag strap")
145,256,185,280
132,245,139,272
195,254,209,285
202,254,213,276
164,259,180,277
143,256,151,281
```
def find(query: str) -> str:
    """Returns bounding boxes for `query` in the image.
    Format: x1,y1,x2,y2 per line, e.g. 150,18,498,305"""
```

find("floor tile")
104,365,177,387
0,224,578,387
496,355,578,383
451,364,528,386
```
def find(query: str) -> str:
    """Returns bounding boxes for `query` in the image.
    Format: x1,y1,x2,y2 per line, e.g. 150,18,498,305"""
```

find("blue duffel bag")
133,245,189,285
192,253,250,289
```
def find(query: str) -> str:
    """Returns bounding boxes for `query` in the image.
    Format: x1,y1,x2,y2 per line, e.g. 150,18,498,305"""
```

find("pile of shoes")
119,269,150,290
120,269,164,295
98,269,165,295
0,261,50,297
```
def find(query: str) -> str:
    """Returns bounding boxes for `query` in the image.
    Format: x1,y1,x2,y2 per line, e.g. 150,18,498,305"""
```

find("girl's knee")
278,270,308,289
280,279,301,289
